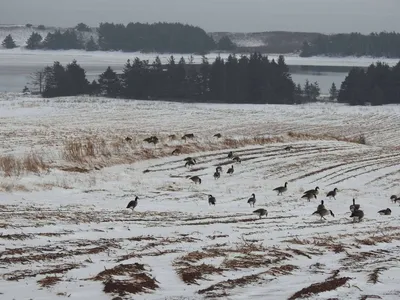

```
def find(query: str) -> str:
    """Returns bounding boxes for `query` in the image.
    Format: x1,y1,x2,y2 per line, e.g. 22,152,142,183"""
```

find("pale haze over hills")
0,0,399,33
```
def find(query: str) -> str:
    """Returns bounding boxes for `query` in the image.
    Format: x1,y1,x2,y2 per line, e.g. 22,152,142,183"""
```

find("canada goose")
317,200,325,211
273,182,288,195
378,208,391,215
125,136,132,142
301,192,317,202
390,195,399,203
349,198,360,212
182,133,195,140
214,133,222,138
284,146,293,151
208,195,216,206
227,165,234,175
232,156,242,163
247,193,256,207
143,136,159,144
184,157,196,163
253,208,267,219
216,166,222,173
350,209,364,222
185,160,196,168
213,170,220,179
190,176,202,184
126,196,138,211
304,186,319,196
172,148,181,155
312,208,335,220
227,151,234,159
326,188,338,200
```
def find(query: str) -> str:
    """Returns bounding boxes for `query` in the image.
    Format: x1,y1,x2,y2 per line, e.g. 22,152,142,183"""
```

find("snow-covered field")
1,94,400,300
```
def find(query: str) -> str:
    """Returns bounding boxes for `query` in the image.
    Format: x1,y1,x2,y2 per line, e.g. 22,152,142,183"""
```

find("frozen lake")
1,49,398,94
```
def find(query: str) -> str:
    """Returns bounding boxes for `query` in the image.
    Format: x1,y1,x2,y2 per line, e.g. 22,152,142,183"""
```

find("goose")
350,209,364,222
253,208,268,219
312,208,335,220
214,133,222,138
213,170,220,180
317,200,325,211
232,156,242,163
216,166,223,173
143,136,159,144
301,192,317,202
182,133,195,140
227,151,234,159
208,195,216,206
247,194,256,207
125,136,132,142
126,196,138,211
227,165,234,175
190,176,202,184
349,198,360,212
184,157,196,164
390,195,399,203
273,182,288,195
326,188,338,200
172,148,181,155
378,208,391,215
304,186,319,196
284,146,293,151
185,160,196,167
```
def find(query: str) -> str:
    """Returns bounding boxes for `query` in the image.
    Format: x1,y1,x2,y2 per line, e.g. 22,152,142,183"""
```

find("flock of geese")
126,147,396,223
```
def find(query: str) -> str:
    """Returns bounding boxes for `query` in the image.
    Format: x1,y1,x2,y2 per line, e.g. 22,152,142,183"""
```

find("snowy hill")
0,94,399,299
0,24,96,48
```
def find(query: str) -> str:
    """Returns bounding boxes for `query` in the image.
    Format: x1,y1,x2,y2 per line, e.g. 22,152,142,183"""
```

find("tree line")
1,22,236,53
301,32,400,58
31,53,308,104
338,61,400,105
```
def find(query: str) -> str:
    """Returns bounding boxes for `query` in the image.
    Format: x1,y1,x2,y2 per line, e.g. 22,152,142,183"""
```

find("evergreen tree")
66,60,89,95
2,34,17,49
329,82,338,101
85,36,99,51
217,36,236,51
26,32,42,49
75,23,91,32
300,41,313,57
310,81,321,101
198,56,211,97
42,62,69,97
209,56,226,101
303,80,311,100
98,66,121,97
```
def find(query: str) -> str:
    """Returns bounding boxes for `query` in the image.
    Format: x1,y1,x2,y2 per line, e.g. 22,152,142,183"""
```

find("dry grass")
37,275,62,288
288,276,352,299
367,267,387,284
90,263,159,296
284,236,349,253
0,153,48,177
5,263,81,281
198,271,273,296
287,131,368,145
359,295,382,300
1,129,370,178
176,263,224,285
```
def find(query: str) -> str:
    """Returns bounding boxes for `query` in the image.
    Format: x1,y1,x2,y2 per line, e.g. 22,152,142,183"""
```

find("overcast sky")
0,0,399,33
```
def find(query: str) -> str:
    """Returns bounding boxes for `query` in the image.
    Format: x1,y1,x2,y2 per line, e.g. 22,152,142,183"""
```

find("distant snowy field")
0,94,400,299
1,25,400,67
